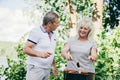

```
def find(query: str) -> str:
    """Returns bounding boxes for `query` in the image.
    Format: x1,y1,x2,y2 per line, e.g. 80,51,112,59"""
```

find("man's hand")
39,52,51,58
52,67,58,76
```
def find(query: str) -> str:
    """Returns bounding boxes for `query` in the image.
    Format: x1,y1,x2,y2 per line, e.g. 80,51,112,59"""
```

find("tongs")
64,62,89,74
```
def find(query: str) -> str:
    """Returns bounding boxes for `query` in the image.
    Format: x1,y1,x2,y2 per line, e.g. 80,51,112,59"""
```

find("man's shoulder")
32,26,40,30
30,26,42,33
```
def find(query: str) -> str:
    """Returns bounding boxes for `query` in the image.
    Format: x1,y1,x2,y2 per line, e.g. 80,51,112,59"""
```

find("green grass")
0,41,17,59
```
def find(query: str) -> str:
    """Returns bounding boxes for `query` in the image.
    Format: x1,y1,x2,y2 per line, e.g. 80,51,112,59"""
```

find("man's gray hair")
43,12,59,25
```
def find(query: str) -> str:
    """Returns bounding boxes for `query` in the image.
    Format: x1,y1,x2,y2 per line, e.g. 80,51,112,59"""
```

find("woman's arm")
61,43,73,60
88,48,97,61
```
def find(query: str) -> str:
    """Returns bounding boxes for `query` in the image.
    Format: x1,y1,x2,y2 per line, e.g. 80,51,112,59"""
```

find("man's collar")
40,26,54,34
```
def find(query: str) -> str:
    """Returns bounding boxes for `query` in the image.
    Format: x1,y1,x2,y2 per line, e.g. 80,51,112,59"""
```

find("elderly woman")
61,17,97,80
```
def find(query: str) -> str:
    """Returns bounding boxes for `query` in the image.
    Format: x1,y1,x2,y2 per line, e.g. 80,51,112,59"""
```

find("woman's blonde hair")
75,17,95,41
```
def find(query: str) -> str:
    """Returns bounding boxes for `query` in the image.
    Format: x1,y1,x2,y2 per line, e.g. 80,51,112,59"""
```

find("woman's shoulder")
88,40,97,44
88,39,96,42
88,40,97,48
65,36,77,45
68,36,77,42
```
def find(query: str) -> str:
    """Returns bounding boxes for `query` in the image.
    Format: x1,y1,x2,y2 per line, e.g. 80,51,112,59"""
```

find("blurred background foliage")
0,0,120,80
95,27,120,80
103,0,120,29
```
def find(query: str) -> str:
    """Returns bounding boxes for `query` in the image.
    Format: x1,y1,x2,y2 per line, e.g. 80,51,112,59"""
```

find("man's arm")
52,59,57,76
23,41,51,58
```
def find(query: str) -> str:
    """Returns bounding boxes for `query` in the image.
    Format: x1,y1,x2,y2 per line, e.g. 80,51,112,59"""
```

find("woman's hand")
65,54,73,61
88,55,97,62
